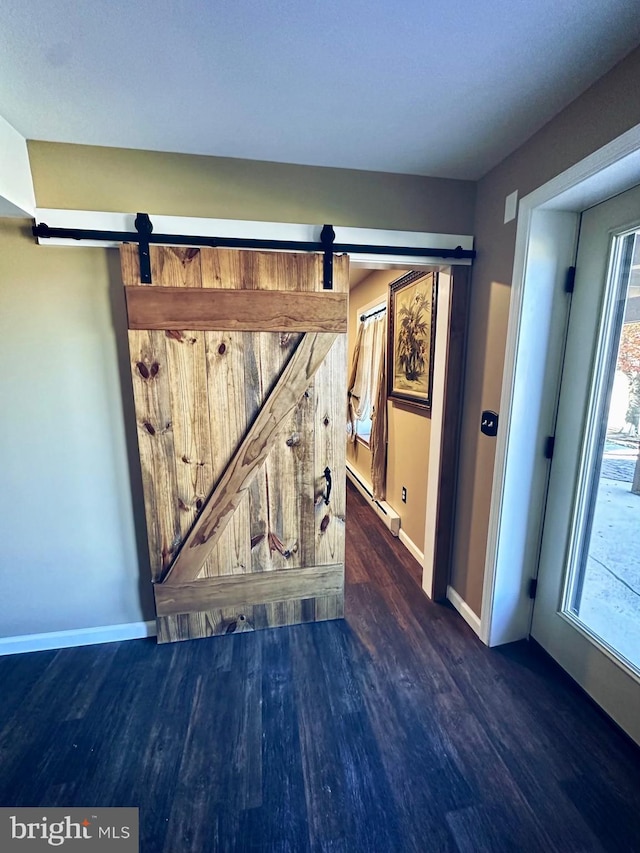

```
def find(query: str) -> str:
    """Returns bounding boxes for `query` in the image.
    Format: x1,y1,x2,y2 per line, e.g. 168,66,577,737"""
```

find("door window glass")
564,230,640,674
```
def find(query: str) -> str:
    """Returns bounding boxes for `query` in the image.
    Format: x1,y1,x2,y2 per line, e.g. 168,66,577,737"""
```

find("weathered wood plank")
201,246,317,585
123,245,207,581
314,335,347,567
127,328,182,580
228,247,318,583
199,255,252,580
149,246,202,287
159,251,215,560
281,375,315,571
155,592,339,642
314,254,348,570
255,252,319,599
243,334,272,574
252,332,304,576
120,244,142,287
201,329,251,578
328,254,350,295
161,331,339,585
155,564,343,616
165,329,213,542
120,244,202,286
200,248,324,292
314,593,345,621
125,287,348,332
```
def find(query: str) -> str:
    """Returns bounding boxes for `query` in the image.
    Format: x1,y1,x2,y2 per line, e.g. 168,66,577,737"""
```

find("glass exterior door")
532,185,640,744
563,229,640,673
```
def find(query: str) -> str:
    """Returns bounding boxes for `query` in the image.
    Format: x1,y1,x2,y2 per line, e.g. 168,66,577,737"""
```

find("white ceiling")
1,1,639,180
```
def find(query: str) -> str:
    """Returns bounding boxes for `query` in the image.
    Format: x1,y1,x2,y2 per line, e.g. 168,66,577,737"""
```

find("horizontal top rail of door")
32,213,476,289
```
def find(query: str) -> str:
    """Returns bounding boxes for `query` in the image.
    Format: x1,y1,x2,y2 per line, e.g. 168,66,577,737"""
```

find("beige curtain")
347,321,365,440
370,319,388,500
347,312,388,500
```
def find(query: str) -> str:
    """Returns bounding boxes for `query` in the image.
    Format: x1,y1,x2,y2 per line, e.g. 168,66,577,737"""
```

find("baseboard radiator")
346,463,400,536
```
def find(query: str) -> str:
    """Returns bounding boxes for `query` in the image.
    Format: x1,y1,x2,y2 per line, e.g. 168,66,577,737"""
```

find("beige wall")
347,270,431,552
0,148,474,640
28,142,476,234
451,44,640,615
0,219,154,635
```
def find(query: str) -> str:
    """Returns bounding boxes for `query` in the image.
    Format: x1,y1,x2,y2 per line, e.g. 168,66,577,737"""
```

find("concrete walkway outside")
580,445,640,671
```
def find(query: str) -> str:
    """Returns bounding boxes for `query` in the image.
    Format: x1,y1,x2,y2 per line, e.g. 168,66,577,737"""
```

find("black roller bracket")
135,212,153,284
320,224,335,290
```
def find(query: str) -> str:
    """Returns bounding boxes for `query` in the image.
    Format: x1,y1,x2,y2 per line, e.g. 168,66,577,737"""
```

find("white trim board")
346,463,400,536
399,529,425,566
0,115,35,216
0,621,156,656
447,586,482,638
481,121,640,647
34,209,474,266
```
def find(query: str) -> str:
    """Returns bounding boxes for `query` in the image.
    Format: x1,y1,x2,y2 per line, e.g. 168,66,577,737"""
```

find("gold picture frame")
387,271,437,409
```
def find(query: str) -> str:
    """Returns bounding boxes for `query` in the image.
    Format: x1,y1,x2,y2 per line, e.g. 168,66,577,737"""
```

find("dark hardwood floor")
1,482,639,852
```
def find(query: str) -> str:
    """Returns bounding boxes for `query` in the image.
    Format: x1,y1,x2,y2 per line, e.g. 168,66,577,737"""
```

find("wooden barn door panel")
121,244,348,643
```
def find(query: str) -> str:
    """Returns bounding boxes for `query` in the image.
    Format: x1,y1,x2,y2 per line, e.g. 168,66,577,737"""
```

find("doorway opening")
347,267,430,567
347,263,471,610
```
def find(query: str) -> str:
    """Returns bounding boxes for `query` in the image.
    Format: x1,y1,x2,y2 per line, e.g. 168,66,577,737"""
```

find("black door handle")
323,467,332,505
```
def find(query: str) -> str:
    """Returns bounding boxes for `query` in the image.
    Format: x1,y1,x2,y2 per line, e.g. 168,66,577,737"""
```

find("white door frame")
482,121,640,646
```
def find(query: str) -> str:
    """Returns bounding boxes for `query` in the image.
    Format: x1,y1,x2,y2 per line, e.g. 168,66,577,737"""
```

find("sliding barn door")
121,245,348,643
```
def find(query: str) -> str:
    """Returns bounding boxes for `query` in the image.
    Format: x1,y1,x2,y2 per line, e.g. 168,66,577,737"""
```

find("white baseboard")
398,529,424,565
0,620,157,656
346,464,400,536
446,586,482,637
